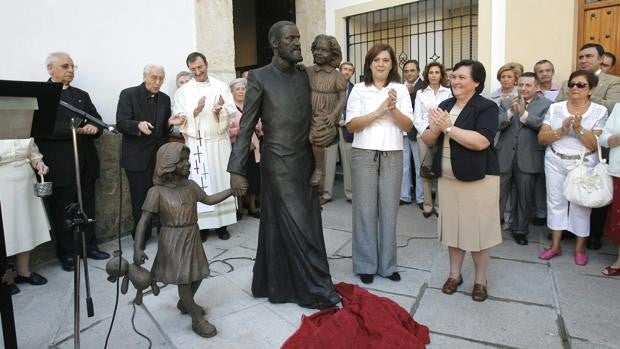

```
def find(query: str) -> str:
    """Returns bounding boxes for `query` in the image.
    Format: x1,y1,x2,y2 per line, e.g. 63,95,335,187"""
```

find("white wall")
325,0,372,36
0,0,196,123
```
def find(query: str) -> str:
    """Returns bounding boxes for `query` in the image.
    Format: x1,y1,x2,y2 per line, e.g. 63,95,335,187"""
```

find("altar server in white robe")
173,52,237,239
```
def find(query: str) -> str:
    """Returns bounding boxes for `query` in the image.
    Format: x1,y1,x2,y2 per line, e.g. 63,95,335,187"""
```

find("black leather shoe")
417,203,424,210
9,283,19,295
15,272,47,285
387,272,401,281
217,227,230,240
248,208,261,219
512,234,528,246
532,217,546,226
423,211,433,218
200,229,209,242
359,274,374,284
87,249,110,260
399,200,411,206
59,256,74,272
586,238,602,250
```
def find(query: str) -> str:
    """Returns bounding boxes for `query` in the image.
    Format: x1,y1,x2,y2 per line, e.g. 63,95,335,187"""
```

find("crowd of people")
4,31,620,307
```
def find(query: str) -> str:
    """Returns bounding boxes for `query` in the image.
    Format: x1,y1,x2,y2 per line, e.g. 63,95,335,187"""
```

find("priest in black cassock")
227,21,340,309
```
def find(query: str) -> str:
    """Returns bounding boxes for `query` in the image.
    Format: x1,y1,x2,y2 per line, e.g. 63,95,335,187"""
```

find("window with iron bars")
345,0,478,83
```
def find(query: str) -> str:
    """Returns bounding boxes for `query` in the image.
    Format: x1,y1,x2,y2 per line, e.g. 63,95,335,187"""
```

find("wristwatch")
445,126,453,135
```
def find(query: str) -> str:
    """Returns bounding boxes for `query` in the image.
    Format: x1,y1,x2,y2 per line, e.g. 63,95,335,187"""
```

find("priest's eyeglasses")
58,64,78,70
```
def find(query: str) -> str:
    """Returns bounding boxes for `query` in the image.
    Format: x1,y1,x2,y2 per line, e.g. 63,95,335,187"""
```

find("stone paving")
4,180,620,348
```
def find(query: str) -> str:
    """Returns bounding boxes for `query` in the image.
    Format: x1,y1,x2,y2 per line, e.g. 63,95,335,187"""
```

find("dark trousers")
590,147,609,241
500,158,538,236
125,161,155,239
590,205,608,240
46,181,98,258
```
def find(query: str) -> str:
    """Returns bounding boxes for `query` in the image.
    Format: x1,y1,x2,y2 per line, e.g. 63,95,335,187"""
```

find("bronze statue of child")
133,142,232,338
306,34,347,190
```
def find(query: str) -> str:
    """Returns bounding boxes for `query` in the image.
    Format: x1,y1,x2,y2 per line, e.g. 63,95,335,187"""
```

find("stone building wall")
194,0,237,82
296,0,328,66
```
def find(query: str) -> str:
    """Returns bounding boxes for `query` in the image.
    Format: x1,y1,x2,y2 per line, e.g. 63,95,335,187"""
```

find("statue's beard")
278,48,303,63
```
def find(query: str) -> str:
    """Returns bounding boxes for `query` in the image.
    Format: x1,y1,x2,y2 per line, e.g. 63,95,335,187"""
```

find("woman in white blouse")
413,61,452,218
346,43,414,284
538,70,608,266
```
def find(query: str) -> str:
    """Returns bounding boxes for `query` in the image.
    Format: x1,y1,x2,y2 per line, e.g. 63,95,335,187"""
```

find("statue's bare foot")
177,300,206,315
191,317,217,338
310,169,322,186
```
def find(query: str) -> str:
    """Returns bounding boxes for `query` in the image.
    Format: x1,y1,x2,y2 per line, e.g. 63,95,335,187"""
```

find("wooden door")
579,0,620,76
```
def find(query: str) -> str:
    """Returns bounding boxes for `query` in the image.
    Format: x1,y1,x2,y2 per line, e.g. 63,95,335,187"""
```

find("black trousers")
46,181,98,258
590,205,608,240
125,160,155,239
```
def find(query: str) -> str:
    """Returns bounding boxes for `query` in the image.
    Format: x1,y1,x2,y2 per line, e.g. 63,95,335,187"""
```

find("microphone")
59,100,117,133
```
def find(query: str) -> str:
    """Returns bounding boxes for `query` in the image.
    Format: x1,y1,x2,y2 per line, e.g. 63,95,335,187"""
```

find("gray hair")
143,63,165,77
229,78,247,91
45,51,71,66
176,71,191,81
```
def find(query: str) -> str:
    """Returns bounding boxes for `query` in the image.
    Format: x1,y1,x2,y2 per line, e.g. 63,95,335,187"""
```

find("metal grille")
345,0,478,82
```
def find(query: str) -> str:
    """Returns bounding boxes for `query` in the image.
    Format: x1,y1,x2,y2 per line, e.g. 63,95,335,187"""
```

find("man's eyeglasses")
58,64,77,70
567,81,589,89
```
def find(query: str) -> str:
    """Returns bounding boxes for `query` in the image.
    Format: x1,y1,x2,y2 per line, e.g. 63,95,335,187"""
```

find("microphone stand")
59,102,116,349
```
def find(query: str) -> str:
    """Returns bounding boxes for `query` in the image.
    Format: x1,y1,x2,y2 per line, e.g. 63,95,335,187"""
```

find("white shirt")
413,85,452,134
543,101,608,155
599,103,620,176
346,82,413,151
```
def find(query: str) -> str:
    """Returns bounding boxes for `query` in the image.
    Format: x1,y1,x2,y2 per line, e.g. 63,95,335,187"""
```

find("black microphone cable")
103,134,124,349
102,132,154,348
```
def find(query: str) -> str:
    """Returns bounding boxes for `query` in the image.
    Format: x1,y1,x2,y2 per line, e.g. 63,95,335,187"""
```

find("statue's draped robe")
228,59,339,307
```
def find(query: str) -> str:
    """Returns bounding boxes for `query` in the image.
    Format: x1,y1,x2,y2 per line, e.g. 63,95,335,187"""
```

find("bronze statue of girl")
133,142,232,338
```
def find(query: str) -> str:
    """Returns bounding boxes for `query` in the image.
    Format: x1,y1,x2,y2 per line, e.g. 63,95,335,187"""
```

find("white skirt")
0,162,50,256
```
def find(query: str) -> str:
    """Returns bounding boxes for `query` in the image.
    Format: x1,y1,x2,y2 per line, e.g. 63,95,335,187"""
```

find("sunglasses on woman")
567,81,589,89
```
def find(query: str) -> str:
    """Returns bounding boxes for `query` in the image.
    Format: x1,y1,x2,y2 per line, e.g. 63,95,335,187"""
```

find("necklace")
567,100,590,115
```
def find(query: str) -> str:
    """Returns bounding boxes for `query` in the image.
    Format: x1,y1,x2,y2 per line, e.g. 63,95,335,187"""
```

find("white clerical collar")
51,78,70,89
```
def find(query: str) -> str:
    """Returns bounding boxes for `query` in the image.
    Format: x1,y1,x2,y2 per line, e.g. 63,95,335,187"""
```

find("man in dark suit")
401,59,425,206
116,64,180,246
37,52,109,271
497,72,552,245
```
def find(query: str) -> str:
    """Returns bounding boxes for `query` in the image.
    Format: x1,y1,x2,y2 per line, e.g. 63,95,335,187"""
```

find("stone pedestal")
94,131,134,242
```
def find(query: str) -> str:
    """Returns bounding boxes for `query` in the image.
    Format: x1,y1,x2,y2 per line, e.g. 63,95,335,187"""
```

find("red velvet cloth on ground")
281,282,430,349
